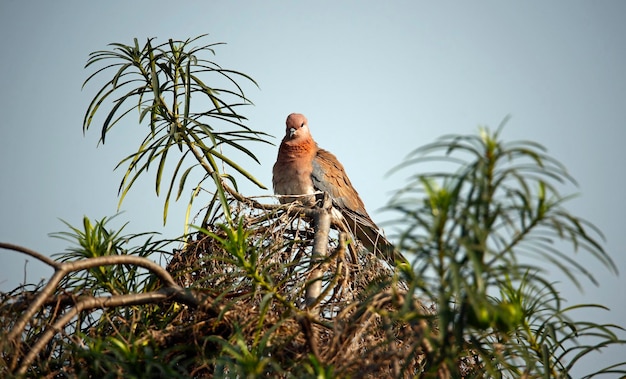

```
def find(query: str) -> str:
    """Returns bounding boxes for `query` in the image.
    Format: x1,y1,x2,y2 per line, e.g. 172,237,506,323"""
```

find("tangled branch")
0,242,212,374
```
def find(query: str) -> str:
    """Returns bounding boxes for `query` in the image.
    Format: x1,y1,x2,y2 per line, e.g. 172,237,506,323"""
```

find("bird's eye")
301,123,306,128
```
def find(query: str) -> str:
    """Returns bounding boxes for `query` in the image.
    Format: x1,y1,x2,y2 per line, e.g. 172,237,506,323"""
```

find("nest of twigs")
161,197,438,378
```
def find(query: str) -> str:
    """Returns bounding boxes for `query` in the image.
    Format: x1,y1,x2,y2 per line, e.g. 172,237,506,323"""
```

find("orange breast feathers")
272,114,319,205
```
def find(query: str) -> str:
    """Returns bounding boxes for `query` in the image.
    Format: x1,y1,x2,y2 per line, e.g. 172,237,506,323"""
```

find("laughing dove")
272,113,405,265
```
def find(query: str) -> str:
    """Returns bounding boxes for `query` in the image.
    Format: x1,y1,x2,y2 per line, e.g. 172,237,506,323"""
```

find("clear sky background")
1,1,625,376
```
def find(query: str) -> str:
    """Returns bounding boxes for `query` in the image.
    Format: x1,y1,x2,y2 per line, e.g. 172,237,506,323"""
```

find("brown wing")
311,149,369,218
311,149,407,264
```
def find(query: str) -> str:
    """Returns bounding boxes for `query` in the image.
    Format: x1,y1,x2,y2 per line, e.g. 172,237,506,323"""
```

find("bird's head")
284,113,311,141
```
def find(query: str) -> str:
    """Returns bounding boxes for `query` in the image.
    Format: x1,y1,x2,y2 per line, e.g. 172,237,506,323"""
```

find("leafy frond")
82,35,273,227
387,123,623,377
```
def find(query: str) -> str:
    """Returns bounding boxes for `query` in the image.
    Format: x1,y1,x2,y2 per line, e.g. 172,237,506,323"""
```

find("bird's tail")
347,216,408,266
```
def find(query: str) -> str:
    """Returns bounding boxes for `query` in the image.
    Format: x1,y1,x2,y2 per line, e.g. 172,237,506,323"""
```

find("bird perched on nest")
272,113,406,265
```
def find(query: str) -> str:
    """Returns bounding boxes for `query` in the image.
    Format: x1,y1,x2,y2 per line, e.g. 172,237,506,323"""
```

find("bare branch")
305,193,332,309
0,242,61,269
222,181,322,218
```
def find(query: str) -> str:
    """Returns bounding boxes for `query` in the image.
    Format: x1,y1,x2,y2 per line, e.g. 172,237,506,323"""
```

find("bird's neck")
278,138,317,161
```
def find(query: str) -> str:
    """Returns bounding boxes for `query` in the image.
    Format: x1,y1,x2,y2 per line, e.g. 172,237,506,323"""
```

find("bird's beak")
289,128,296,138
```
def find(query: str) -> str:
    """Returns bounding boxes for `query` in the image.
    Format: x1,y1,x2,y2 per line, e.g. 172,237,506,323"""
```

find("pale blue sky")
1,1,625,375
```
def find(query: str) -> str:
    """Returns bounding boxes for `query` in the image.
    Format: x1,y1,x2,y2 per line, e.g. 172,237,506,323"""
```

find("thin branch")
222,182,324,218
0,242,61,269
